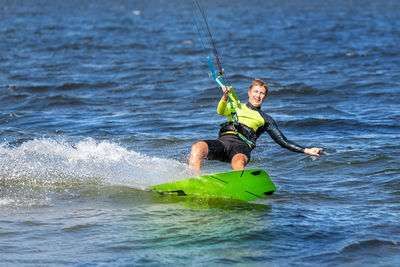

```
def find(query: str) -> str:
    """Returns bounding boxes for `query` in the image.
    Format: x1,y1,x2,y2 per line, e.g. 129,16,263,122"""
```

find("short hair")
249,78,268,94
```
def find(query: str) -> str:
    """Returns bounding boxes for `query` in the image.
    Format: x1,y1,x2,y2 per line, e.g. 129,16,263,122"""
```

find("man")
189,78,323,170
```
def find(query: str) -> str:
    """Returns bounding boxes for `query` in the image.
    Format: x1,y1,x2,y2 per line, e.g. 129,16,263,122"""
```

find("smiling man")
189,78,323,171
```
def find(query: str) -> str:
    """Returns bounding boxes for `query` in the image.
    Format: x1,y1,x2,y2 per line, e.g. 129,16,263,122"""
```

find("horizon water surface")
1,0,400,266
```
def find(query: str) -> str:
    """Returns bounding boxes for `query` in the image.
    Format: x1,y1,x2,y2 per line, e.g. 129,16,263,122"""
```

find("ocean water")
1,0,399,265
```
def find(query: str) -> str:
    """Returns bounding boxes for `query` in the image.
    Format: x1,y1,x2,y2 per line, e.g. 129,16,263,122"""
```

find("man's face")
248,85,267,108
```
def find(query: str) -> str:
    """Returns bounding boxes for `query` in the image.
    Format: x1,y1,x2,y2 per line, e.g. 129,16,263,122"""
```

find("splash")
0,138,191,190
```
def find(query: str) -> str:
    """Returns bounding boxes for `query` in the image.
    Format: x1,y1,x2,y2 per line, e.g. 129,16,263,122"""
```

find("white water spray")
0,138,191,190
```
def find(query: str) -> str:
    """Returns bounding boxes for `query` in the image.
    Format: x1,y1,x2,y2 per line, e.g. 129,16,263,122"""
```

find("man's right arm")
217,98,230,116
217,86,231,116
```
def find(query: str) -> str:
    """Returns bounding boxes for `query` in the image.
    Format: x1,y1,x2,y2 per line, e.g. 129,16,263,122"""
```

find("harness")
219,122,258,149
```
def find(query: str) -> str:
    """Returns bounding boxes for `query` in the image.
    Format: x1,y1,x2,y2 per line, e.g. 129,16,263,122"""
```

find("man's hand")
304,147,323,156
221,86,232,101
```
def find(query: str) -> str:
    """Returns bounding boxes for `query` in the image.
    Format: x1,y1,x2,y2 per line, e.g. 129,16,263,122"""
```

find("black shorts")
204,134,252,163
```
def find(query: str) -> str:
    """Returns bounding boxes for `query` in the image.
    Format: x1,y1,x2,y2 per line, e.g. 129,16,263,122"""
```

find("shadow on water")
147,192,273,211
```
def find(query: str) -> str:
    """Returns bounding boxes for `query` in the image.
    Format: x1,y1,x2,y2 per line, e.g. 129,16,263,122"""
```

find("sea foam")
0,138,191,190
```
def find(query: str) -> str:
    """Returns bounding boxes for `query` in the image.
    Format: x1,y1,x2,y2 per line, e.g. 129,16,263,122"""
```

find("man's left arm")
264,115,323,155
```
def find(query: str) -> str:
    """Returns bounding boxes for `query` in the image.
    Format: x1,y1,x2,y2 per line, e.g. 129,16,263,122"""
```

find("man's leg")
231,153,248,171
189,141,209,170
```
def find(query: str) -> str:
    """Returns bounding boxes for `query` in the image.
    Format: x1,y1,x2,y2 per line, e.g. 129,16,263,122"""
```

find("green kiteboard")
148,169,276,202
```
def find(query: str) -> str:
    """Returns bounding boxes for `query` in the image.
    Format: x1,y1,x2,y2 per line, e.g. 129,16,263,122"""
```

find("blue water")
1,0,399,265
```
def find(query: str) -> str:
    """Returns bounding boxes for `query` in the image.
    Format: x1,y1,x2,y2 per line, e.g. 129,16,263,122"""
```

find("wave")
269,83,330,97
341,239,399,253
301,239,400,265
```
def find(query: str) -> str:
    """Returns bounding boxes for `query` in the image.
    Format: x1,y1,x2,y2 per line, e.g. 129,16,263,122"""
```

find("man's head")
248,78,268,108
